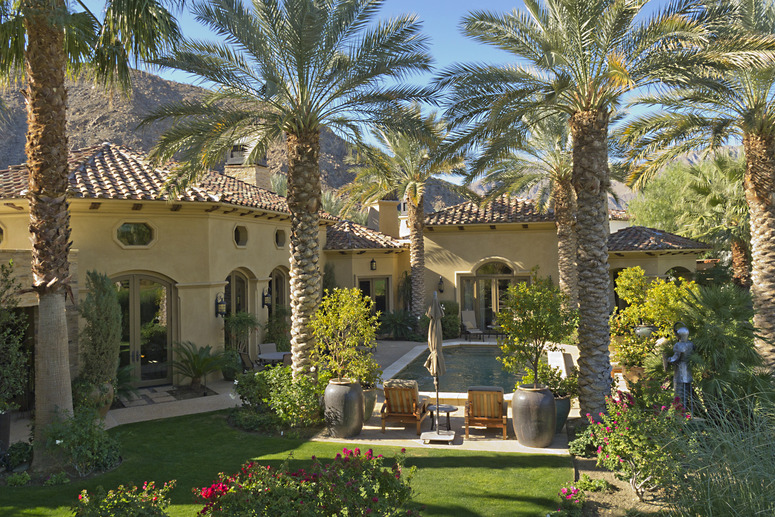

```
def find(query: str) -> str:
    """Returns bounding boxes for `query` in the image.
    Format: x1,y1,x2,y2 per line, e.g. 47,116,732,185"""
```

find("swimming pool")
395,345,522,392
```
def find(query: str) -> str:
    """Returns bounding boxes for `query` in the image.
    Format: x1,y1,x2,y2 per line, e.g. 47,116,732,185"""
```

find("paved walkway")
9,338,620,454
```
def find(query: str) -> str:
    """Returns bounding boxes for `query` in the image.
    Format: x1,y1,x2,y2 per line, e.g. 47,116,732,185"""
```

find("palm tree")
436,0,758,416
143,0,432,378
622,0,775,364
470,113,579,308
0,0,181,471
681,153,751,288
343,108,464,317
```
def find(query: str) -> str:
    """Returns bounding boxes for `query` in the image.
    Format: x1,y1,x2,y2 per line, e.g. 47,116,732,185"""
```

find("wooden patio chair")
465,386,508,440
461,310,484,341
380,379,429,436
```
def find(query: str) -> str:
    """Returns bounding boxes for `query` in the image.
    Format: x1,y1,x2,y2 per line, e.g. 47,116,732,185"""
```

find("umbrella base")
421,430,455,444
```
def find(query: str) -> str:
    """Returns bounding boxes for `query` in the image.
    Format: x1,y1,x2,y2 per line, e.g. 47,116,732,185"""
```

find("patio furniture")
380,379,429,436
428,403,456,431
465,386,508,440
239,351,260,372
461,310,484,341
257,342,287,365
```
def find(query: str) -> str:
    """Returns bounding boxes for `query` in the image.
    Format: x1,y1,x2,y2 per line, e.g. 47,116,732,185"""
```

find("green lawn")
0,411,572,516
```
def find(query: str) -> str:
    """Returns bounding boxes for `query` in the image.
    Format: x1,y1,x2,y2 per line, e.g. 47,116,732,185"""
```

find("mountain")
0,70,466,211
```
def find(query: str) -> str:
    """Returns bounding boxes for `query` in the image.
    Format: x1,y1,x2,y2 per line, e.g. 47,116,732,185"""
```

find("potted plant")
498,274,577,447
223,311,260,380
75,271,122,418
310,288,380,438
0,260,28,451
172,341,224,392
354,357,382,420
522,361,579,434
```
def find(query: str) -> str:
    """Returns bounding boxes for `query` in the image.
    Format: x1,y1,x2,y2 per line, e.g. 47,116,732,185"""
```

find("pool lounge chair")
380,379,429,436
461,310,484,341
465,386,508,440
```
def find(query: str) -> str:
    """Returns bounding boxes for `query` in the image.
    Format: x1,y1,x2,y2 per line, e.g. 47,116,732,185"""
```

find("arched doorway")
268,267,289,318
115,274,175,386
224,270,249,346
460,261,528,329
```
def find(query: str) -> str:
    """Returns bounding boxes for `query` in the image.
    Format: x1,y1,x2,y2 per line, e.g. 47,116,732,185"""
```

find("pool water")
395,346,522,392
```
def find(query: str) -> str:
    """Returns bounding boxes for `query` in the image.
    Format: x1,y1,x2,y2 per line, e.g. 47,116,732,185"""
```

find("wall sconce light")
437,276,444,293
370,258,377,271
215,292,227,318
261,287,272,308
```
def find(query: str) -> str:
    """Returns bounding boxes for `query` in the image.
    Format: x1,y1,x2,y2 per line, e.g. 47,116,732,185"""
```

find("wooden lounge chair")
465,386,508,440
380,379,429,436
461,310,484,342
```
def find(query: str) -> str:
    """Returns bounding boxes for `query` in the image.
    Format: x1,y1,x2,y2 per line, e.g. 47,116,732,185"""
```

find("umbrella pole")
434,376,440,434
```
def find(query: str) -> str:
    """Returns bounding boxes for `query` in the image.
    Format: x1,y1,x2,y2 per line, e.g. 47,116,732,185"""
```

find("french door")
116,275,174,386
358,277,389,314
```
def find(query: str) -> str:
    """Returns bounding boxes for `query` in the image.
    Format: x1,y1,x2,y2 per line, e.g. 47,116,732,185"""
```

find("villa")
0,143,708,392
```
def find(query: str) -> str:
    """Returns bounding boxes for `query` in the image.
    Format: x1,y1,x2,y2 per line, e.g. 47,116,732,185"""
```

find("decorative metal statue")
668,326,693,412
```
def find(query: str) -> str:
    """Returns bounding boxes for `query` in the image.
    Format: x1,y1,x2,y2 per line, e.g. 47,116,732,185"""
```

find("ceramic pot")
362,387,378,421
324,379,364,438
554,395,571,434
512,385,556,448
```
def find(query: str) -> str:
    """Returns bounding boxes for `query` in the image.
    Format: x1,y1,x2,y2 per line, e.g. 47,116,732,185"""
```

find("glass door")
358,277,389,314
116,275,173,386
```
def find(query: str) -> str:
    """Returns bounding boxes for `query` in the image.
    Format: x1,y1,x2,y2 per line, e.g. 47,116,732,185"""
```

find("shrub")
78,271,122,387
6,471,30,486
3,441,32,471
223,311,259,353
43,471,70,486
264,305,291,352
522,361,579,398
171,341,224,390
232,366,324,431
547,483,584,517
45,408,121,477
196,448,420,516
587,391,689,500
416,300,462,339
0,260,28,414
379,310,417,340
73,481,175,517
567,424,599,458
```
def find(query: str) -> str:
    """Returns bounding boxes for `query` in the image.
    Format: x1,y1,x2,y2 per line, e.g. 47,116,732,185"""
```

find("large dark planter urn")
362,387,378,421
554,395,571,434
512,385,556,448
324,379,364,438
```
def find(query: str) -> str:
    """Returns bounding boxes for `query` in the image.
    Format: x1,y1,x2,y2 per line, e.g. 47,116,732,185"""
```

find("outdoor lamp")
370,258,377,271
215,292,227,317
262,287,272,308
437,276,444,293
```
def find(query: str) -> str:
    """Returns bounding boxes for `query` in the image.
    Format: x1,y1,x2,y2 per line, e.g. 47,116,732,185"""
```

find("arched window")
114,273,175,386
268,267,289,318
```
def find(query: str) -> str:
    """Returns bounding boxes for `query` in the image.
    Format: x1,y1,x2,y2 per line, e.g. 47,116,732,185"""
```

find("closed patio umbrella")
422,292,453,441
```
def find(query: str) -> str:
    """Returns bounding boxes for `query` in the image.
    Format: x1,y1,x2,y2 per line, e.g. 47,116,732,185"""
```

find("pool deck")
8,338,600,456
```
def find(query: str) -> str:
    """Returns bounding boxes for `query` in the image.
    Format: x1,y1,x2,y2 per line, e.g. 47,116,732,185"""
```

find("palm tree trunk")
730,238,751,289
570,110,612,418
408,195,425,318
554,177,578,309
286,130,322,379
743,133,775,366
23,0,74,473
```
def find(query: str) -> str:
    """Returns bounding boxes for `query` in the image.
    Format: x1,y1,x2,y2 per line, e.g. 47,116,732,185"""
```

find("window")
234,226,248,247
462,261,528,329
117,222,154,246
358,277,389,315
275,229,286,248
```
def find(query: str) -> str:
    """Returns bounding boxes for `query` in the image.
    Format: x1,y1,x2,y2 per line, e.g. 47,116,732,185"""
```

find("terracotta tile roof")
325,220,406,250
608,226,709,252
425,194,554,225
0,143,335,220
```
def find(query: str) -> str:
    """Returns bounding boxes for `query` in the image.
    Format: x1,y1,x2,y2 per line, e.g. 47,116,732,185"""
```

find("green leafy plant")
497,275,578,386
43,471,70,486
6,471,30,487
567,423,599,458
417,301,463,340
46,408,121,477
310,288,380,381
575,473,612,493
171,341,224,390
547,482,585,517
77,271,122,388
3,441,32,471
379,310,417,340
587,391,689,500
223,311,259,353
522,361,579,399
0,260,28,414
196,448,420,516
73,481,176,517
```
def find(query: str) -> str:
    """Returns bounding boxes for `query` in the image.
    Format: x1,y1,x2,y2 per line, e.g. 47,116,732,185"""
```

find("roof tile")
608,226,709,252
325,221,405,250
424,194,553,225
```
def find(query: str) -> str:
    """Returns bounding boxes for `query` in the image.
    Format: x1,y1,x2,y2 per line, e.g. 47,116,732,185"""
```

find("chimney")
224,144,272,191
376,199,400,238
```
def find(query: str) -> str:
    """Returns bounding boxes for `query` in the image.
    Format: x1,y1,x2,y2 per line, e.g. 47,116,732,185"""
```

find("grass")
0,411,572,516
